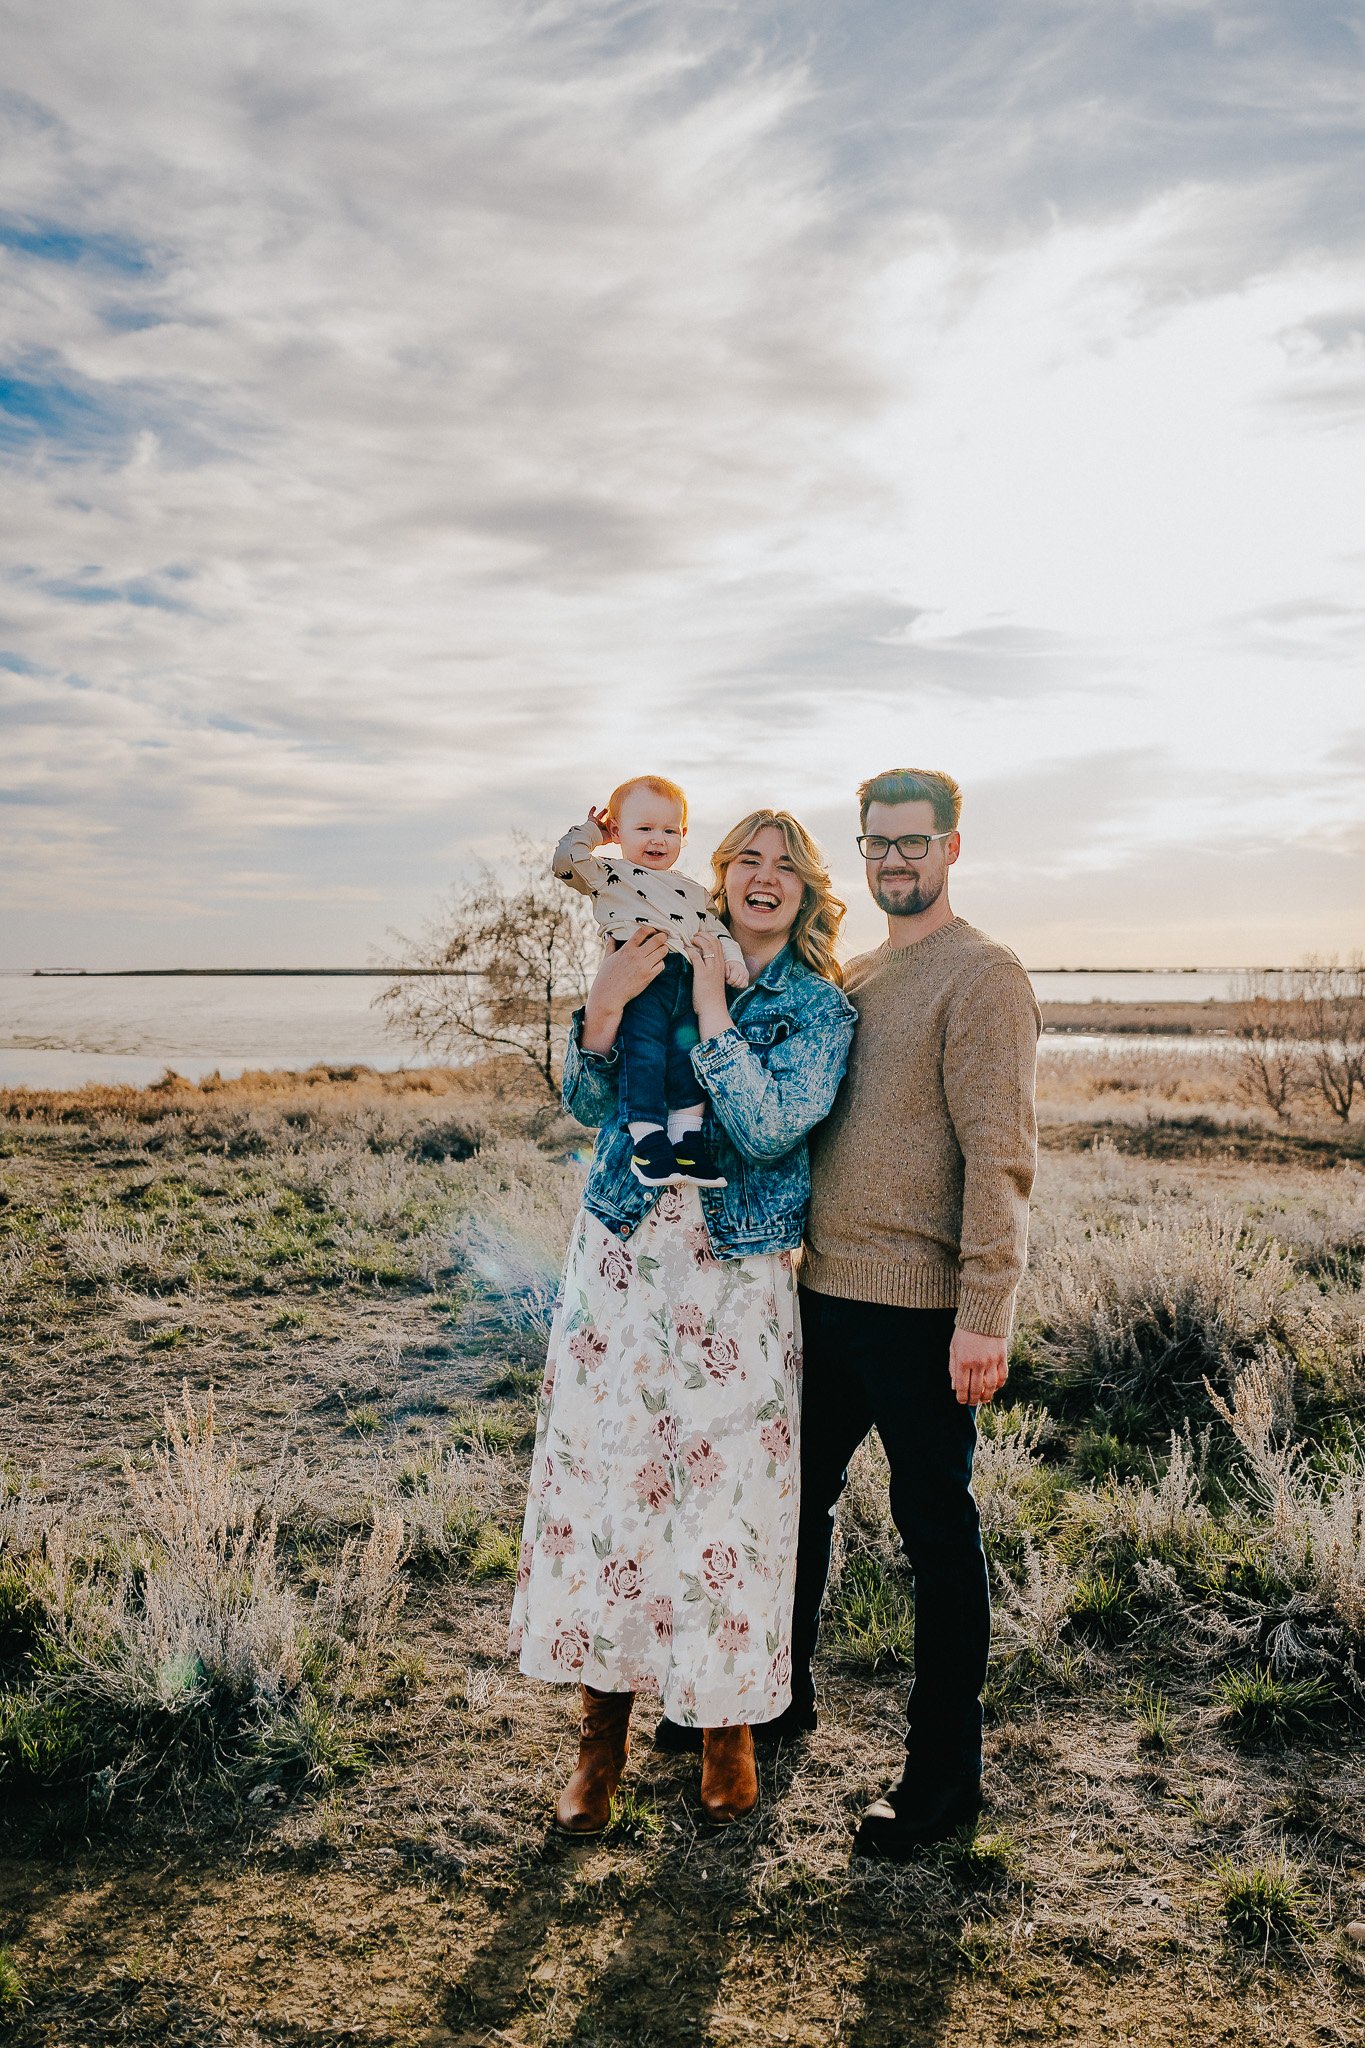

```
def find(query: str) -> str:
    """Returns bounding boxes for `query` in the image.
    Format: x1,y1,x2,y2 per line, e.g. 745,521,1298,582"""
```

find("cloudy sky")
2,0,1362,969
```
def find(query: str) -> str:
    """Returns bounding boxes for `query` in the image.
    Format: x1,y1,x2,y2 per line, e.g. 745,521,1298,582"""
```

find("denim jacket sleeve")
561,1010,621,1127
690,990,855,1162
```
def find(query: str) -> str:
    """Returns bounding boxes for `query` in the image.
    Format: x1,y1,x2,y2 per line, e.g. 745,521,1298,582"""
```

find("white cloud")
0,0,1362,968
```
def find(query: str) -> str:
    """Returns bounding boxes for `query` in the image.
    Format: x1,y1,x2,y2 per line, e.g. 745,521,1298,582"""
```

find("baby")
553,775,747,1189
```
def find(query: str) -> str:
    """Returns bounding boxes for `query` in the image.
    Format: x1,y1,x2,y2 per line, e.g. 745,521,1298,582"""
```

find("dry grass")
0,1059,1363,2046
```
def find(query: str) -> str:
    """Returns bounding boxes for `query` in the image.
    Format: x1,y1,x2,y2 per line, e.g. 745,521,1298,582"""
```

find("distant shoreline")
28,965,1290,979
30,967,468,978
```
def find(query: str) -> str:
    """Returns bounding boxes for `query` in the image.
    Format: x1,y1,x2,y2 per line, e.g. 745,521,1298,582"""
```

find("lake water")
0,969,1250,1090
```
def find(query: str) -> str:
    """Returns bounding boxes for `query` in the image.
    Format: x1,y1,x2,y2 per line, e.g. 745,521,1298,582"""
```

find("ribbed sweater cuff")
955,1285,1017,1342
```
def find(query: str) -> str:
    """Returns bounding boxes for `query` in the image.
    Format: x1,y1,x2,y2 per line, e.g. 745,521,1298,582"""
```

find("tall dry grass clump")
1027,1210,1307,1430
0,1390,406,1809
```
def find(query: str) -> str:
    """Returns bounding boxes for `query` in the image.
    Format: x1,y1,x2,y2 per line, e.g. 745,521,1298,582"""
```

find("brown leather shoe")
700,1725,758,1824
554,1685,634,1834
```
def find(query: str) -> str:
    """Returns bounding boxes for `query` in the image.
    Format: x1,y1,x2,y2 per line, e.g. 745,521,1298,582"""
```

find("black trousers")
617,953,701,1128
791,1288,990,1774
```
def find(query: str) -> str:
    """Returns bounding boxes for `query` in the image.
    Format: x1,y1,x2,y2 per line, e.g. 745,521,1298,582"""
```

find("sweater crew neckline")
873,915,965,965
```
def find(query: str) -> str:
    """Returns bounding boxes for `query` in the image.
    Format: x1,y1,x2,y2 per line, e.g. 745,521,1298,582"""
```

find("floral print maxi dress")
508,1183,800,1727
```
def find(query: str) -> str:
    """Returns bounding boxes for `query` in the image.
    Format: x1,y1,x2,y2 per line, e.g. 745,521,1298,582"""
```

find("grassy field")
0,1050,1362,2046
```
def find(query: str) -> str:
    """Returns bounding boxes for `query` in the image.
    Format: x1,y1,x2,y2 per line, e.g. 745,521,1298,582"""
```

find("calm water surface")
0,970,1248,1090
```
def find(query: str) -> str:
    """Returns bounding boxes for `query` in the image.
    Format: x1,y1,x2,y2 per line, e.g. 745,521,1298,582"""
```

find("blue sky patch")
0,364,135,457
0,219,153,275
41,575,194,614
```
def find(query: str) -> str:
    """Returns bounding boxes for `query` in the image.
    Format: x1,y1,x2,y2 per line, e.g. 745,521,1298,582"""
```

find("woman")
508,810,854,1830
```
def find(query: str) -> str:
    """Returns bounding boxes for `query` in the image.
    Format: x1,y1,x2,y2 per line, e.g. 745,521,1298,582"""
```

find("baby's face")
614,792,684,869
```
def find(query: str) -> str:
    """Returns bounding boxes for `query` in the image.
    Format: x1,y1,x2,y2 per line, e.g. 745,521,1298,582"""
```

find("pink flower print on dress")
654,1186,685,1224
538,1454,557,1501
645,1595,673,1642
549,1622,591,1671
598,1554,645,1601
598,1242,634,1292
767,1643,791,1692
686,1221,717,1267
516,1539,534,1590
716,1612,750,1655
700,1331,740,1382
700,1541,739,1594
681,1435,726,1489
778,1249,793,1270
569,1327,609,1373
631,1458,673,1512
674,1301,706,1343
759,1416,792,1465
541,1518,574,1557
651,1411,679,1458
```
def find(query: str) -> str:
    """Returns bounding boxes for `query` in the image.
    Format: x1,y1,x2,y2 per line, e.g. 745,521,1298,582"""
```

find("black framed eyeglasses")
856,831,953,861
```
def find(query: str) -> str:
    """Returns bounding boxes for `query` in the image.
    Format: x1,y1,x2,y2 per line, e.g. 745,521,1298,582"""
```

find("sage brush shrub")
0,1391,406,1807
1203,1361,1365,1694
1028,1211,1306,1431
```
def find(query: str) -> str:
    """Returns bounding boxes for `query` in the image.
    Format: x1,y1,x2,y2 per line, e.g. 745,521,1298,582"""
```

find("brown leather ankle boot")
555,1685,634,1834
700,1725,758,1823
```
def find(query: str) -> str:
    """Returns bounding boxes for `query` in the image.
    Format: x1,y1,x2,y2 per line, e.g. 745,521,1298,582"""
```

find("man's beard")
873,866,945,919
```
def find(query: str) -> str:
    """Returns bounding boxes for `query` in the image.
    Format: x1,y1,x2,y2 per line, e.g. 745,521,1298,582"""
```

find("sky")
1,0,1363,970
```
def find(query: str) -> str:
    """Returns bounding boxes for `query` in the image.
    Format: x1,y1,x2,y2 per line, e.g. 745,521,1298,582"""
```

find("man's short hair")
857,767,962,834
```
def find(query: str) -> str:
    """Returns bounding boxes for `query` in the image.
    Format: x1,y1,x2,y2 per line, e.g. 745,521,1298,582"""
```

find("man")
794,765,1040,1859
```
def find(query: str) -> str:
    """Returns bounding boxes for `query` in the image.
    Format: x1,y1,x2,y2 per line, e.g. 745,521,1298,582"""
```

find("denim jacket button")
618,1223,630,1238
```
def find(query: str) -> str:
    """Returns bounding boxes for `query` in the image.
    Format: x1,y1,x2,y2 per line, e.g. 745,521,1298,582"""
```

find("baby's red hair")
607,775,688,832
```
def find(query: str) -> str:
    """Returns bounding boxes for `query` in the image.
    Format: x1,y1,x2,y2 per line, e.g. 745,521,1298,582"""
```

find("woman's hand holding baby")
581,927,669,1053
687,931,735,1044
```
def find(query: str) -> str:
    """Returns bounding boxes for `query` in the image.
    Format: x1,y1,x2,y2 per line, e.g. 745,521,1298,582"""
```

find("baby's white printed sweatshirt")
552,820,747,979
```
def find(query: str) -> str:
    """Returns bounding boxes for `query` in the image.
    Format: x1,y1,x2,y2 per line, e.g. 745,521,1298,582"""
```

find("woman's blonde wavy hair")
709,810,847,987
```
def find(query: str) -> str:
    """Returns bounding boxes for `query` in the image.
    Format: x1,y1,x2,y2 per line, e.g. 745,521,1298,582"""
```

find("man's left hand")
949,1328,1009,1406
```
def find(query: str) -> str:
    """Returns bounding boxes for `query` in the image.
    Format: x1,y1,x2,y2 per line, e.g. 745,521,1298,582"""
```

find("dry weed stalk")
973,1407,1056,1545
1208,1362,1365,1638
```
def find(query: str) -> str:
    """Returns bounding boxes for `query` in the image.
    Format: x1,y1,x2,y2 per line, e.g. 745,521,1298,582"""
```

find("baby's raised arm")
552,814,611,896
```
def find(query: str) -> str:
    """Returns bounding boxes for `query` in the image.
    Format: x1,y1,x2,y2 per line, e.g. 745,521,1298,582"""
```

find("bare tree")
1230,969,1304,1121
376,840,601,1095
1299,955,1365,1125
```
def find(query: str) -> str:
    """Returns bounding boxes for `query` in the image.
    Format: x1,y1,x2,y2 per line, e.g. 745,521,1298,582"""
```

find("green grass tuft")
1072,1427,1144,1482
1128,1680,1174,1752
1066,1568,1129,1642
0,1947,30,2017
1214,1665,1337,1742
467,1522,519,1583
827,1554,914,1671
606,1786,662,1841
1214,1851,1313,1950
344,1403,385,1437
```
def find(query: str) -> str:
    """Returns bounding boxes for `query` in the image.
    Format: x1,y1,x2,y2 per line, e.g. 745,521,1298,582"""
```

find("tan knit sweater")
802,918,1041,1339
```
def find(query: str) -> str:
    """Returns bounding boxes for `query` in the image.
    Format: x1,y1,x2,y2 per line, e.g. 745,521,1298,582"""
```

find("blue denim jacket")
562,945,856,1257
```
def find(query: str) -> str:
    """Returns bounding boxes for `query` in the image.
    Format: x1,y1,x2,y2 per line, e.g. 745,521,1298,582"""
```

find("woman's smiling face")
722,824,804,945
